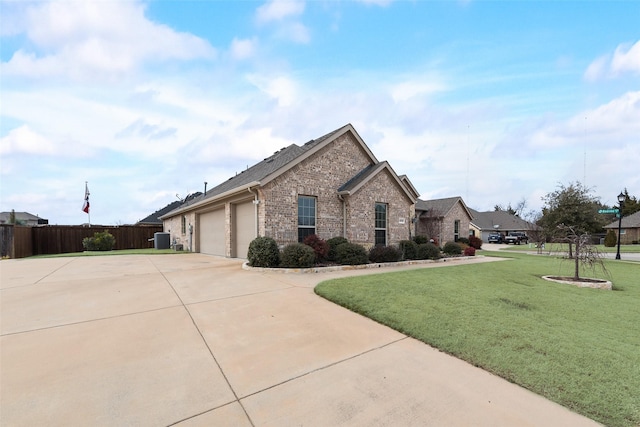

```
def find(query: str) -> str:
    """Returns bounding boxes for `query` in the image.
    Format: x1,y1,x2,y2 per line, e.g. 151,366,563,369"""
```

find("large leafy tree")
620,188,640,217
539,181,604,236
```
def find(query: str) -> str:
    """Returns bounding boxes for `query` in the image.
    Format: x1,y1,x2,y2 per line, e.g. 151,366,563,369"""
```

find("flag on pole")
82,182,90,214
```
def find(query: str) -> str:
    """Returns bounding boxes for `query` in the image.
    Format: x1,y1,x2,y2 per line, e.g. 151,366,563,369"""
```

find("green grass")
315,253,640,427
500,243,640,253
28,248,188,258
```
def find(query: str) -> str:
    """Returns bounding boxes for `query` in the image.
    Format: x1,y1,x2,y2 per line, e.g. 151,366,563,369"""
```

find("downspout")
248,187,260,238
338,194,347,238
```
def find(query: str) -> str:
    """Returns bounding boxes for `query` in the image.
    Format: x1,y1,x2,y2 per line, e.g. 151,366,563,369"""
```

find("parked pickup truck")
504,232,529,245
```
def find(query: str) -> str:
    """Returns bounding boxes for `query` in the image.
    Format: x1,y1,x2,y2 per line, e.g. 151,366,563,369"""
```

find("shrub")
369,245,402,263
468,235,483,250
82,231,115,251
247,236,280,267
280,243,315,268
457,237,470,245
413,235,428,244
417,242,440,260
399,240,418,260
302,234,330,262
464,246,476,256
327,236,349,262
335,242,369,265
604,230,617,247
443,241,462,255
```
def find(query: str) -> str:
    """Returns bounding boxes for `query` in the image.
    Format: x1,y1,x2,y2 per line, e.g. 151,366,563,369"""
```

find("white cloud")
354,0,395,6
0,125,56,155
611,40,640,75
256,0,305,24
246,74,298,107
390,80,447,103
1,0,216,81
279,22,310,44
584,40,640,81
230,37,258,60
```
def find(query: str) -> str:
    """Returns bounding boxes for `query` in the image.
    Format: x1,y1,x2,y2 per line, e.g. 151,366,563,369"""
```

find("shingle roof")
604,210,640,229
137,192,202,225
173,125,351,213
468,208,538,231
415,197,470,218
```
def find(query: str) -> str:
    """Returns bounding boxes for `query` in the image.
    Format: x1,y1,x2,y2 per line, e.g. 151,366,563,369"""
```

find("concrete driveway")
1,254,601,426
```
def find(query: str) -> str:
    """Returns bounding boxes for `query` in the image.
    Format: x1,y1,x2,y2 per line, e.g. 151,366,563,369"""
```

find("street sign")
598,209,619,214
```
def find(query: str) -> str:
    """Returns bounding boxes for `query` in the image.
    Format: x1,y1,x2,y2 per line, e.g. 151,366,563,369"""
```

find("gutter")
159,180,261,220
248,186,260,238
338,194,347,238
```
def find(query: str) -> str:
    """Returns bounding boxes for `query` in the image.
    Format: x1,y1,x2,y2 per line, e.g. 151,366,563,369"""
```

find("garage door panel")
199,209,225,256
234,201,255,258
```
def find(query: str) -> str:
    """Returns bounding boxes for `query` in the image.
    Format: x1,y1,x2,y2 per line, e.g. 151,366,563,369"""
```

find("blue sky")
1,0,639,225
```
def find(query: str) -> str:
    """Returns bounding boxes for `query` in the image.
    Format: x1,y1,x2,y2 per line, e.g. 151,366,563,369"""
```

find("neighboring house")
0,211,48,226
604,210,640,245
468,209,538,242
160,124,419,258
414,197,473,244
137,192,202,226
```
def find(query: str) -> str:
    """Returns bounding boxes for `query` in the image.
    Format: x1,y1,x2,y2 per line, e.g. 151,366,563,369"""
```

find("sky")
1,0,639,225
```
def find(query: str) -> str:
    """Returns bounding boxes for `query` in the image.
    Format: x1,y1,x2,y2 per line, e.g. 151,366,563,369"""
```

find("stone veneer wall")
346,170,414,248
260,132,414,248
163,211,196,250
440,202,471,244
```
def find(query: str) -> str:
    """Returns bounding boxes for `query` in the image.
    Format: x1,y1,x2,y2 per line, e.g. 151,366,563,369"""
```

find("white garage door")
234,201,255,258
199,209,225,256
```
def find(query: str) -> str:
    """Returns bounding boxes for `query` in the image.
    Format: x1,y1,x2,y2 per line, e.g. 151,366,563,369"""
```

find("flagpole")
87,181,90,226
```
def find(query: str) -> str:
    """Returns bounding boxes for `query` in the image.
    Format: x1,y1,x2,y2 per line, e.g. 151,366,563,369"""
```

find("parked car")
504,232,529,245
488,232,504,243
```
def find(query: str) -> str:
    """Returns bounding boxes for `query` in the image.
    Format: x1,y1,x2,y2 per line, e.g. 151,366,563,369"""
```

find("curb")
242,255,481,274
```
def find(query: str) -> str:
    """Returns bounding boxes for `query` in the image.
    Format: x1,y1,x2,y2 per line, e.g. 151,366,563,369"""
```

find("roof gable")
338,161,418,202
416,196,472,219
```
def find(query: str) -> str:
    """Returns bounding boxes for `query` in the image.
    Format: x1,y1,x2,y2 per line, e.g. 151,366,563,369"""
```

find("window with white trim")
298,196,316,242
375,203,387,246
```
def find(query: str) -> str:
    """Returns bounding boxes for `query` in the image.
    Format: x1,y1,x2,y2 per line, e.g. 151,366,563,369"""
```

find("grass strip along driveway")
315,253,639,427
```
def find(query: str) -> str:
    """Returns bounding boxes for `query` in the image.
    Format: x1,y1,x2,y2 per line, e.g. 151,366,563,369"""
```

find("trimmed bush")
327,236,349,262
468,235,483,250
417,242,440,260
302,234,329,262
280,243,315,268
247,236,280,267
443,241,462,255
464,246,476,256
369,245,402,263
399,240,418,260
82,231,115,251
335,242,369,265
413,235,428,244
604,230,617,248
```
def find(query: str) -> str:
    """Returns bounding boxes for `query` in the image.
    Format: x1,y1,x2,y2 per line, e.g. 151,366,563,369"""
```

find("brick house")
604,210,640,245
160,124,419,258
414,197,473,244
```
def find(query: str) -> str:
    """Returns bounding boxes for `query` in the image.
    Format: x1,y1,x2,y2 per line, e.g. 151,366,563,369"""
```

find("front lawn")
315,253,639,427
499,243,640,254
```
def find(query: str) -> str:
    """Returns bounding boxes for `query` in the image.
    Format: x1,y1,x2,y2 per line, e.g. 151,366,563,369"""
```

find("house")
468,209,539,243
137,192,202,226
604,210,640,245
0,211,48,226
160,124,419,258
414,197,473,244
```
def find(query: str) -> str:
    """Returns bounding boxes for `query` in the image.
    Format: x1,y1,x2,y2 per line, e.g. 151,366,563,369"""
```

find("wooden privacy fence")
1,224,163,258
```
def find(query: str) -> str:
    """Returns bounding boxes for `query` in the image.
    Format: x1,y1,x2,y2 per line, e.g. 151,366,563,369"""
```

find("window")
375,203,387,246
181,216,186,234
454,220,460,242
298,196,316,242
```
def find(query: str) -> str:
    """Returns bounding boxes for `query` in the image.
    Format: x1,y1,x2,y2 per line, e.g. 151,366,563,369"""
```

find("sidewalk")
0,254,601,426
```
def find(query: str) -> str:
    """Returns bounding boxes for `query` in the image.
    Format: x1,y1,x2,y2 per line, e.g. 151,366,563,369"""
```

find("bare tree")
557,224,608,281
